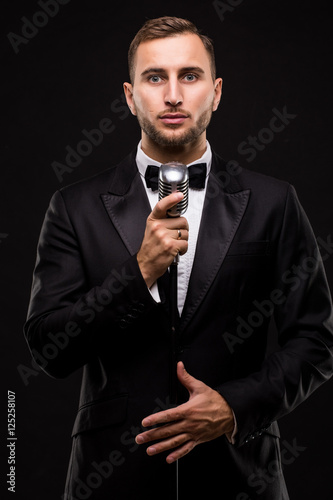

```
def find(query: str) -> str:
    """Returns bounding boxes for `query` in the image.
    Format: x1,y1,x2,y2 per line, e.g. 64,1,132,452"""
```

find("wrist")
137,253,155,289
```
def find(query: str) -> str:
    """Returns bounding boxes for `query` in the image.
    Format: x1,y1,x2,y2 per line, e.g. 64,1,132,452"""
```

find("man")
24,16,333,500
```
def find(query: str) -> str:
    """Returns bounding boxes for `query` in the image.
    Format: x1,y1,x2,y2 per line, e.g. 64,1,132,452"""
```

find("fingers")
146,218,189,256
148,208,189,243
174,228,188,244
150,215,189,232
141,407,183,428
166,440,196,464
151,192,184,220
136,420,196,463
137,416,184,443
137,193,189,287
136,364,235,463
175,228,189,255
147,435,196,464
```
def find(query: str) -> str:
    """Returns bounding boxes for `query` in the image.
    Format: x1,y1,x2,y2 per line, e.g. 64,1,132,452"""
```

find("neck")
141,133,207,165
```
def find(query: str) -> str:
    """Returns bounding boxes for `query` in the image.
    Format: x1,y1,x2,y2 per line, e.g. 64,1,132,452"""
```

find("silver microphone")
158,162,189,217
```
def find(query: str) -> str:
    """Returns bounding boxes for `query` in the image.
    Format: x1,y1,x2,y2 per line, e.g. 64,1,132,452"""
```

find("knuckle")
173,411,182,421
151,221,163,233
174,438,182,448
163,240,174,253
165,412,174,422
152,202,165,218
179,243,188,255
185,441,196,454
163,427,173,438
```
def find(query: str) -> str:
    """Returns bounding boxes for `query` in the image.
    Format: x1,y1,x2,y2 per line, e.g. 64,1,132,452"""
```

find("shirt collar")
136,140,212,181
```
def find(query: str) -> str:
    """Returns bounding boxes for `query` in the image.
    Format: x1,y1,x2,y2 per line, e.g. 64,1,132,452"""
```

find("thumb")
177,361,201,395
151,192,184,219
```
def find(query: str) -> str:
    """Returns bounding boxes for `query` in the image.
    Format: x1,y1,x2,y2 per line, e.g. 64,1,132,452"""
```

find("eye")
149,75,162,83
183,73,198,82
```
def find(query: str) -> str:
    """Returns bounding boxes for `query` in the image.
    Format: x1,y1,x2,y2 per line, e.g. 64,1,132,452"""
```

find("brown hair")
128,16,216,84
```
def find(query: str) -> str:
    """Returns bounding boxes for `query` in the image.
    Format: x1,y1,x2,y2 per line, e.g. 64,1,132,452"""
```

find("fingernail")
142,418,151,427
147,447,156,455
167,456,175,464
136,435,144,444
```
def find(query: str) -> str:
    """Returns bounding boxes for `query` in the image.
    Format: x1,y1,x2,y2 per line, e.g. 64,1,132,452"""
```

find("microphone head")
158,162,189,217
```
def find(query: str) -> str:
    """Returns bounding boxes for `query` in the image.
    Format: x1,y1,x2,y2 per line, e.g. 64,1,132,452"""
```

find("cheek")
187,87,214,113
190,98,213,120
134,91,159,115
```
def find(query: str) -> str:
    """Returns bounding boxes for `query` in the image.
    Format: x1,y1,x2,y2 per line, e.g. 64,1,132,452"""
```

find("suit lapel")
179,153,250,333
100,151,170,303
101,151,151,256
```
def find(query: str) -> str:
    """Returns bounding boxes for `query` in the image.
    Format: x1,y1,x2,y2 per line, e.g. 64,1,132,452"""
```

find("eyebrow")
140,66,205,78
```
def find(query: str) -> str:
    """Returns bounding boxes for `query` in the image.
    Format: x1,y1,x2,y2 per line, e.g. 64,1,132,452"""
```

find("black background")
1,0,332,498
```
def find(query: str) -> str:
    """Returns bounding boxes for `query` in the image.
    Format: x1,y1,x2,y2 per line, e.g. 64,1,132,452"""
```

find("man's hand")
137,192,189,288
136,362,235,463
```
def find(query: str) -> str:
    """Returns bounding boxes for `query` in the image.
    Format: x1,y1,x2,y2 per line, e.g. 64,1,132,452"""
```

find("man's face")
124,34,222,149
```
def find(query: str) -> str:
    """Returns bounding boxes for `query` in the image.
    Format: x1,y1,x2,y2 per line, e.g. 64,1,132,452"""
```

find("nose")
164,78,183,107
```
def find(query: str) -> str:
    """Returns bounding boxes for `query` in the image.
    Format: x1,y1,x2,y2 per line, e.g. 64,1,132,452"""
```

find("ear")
213,77,223,112
123,82,137,116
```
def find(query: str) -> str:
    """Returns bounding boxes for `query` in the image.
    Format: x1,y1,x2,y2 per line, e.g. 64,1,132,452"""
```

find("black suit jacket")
24,150,333,499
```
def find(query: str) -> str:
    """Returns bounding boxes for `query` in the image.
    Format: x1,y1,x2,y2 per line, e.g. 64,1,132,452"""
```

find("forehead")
134,33,211,76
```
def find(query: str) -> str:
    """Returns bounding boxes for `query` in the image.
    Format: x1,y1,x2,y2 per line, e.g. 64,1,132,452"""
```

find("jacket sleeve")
23,190,158,379
216,184,333,447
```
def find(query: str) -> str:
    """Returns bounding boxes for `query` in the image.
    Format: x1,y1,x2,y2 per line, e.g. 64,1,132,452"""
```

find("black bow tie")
144,163,207,191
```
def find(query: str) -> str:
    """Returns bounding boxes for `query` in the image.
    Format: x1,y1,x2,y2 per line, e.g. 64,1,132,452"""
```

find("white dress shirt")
136,140,212,315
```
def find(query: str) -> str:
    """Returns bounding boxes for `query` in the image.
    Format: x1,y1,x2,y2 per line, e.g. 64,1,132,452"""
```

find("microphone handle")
158,163,187,499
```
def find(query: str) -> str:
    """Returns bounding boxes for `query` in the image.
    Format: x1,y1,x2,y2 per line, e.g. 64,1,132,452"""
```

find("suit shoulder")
213,152,293,210
238,166,294,212
213,151,291,196
56,150,136,204
239,165,290,192
58,165,117,199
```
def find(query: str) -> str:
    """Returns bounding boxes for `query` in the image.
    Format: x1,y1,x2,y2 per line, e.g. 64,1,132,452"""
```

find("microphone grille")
158,162,189,216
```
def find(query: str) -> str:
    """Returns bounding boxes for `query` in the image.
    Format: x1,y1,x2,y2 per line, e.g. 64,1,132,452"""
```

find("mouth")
159,113,188,125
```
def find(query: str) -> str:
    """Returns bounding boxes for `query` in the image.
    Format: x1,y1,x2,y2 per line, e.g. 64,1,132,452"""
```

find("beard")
135,104,214,147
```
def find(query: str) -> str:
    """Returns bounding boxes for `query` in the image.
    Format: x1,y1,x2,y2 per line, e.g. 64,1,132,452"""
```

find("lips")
160,113,188,124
